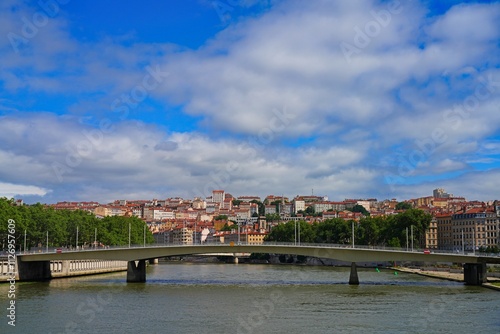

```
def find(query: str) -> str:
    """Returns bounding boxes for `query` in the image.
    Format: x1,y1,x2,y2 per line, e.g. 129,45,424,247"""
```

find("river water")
1,263,499,333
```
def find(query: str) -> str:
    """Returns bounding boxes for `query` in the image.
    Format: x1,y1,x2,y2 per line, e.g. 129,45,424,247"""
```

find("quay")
0,256,127,282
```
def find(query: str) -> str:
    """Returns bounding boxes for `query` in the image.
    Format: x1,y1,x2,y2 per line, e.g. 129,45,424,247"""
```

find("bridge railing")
15,241,497,257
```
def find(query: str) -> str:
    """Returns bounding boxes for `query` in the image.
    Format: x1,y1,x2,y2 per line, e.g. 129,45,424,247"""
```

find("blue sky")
0,0,499,204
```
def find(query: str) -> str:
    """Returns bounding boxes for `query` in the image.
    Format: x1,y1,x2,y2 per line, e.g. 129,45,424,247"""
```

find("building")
192,198,206,209
224,232,267,245
143,207,174,221
436,213,453,251
313,201,334,213
433,188,453,198
451,208,499,252
423,217,438,249
212,190,225,206
265,205,277,215
172,227,193,245
293,199,305,213
238,196,261,203
94,205,126,217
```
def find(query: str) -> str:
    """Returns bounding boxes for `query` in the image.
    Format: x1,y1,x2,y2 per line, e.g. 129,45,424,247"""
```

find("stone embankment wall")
0,258,127,282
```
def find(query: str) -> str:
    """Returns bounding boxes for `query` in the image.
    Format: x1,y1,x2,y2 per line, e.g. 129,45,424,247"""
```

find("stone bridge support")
349,262,359,285
127,260,146,282
463,263,486,286
17,258,51,281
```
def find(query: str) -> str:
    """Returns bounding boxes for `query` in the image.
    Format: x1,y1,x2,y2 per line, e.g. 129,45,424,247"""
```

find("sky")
0,0,499,204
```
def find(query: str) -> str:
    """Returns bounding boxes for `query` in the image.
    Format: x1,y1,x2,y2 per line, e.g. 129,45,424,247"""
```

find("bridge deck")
17,243,500,264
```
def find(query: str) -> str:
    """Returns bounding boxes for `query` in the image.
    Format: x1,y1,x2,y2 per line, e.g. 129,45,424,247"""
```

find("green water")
1,263,499,333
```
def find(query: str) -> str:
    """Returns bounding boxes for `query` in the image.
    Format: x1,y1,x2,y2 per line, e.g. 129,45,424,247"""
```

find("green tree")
251,200,265,216
357,216,382,246
304,206,315,215
314,218,350,244
350,204,370,216
395,202,412,210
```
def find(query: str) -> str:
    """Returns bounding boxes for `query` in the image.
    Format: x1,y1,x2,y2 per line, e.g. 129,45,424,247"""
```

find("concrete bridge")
16,243,500,285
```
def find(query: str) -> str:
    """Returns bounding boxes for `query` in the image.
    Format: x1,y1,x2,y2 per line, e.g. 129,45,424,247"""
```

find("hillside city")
11,188,499,254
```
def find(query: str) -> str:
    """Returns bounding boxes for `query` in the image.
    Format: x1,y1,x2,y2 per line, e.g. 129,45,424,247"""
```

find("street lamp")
129,223,131,248
461,229,464,254
406,227,409,251
411,225,414,252
352,221,355,248
298,221,301,246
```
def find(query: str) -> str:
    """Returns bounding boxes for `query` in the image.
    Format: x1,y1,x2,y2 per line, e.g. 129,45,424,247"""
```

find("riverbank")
394,267,500,291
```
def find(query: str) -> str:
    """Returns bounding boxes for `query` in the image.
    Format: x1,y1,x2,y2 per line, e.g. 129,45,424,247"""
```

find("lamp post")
128,223,131,248
472,226,475,255
76,226,79,250
294,220,297,246
238,222,240,245
143,224,146,247
298,221,301,246
24,230,27,254
461,229,464,254
406,227,409,251
411,225,414,252
94,228,97,249
46,231,48,253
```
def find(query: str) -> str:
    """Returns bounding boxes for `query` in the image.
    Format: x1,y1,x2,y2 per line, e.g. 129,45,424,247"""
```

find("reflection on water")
1,263,499,333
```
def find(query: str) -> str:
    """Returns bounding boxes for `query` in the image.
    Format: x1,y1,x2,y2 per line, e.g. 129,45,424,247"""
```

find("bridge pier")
148,258,159,265
349,262,359,285
17,258,51,281
127,260,146,283
463,263,487,286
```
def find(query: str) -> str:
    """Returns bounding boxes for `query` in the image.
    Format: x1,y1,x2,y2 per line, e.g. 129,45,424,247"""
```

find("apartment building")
451,208,499,252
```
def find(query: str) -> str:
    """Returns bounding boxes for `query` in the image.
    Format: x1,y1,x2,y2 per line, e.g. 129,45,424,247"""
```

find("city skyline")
1,0,500,204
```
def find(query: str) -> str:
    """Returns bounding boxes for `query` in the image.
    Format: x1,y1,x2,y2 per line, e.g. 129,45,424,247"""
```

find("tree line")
265,208,432,248
0,198,154,251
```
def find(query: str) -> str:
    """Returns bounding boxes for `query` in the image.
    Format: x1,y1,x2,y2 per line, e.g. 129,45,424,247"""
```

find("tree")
250,200,265,216
357,216,382,246
395,202,412,210
350,204,370,216
314,218,350,244
304,206,315,215
384,209,432,248
265,213,280,222
214,215,228,221
220,223,233,231
0,198,155,251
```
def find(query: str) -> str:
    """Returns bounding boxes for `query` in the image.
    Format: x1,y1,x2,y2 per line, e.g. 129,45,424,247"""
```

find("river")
1,263,499,333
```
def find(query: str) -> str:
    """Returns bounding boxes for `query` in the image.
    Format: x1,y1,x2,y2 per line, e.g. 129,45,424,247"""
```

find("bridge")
16,243,500,285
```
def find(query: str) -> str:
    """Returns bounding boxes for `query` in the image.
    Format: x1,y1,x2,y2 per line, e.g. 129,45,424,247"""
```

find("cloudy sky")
1,0,499,204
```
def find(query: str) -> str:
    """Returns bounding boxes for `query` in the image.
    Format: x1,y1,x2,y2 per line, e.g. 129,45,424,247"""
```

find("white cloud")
0,1,499,203
0,182,49,198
